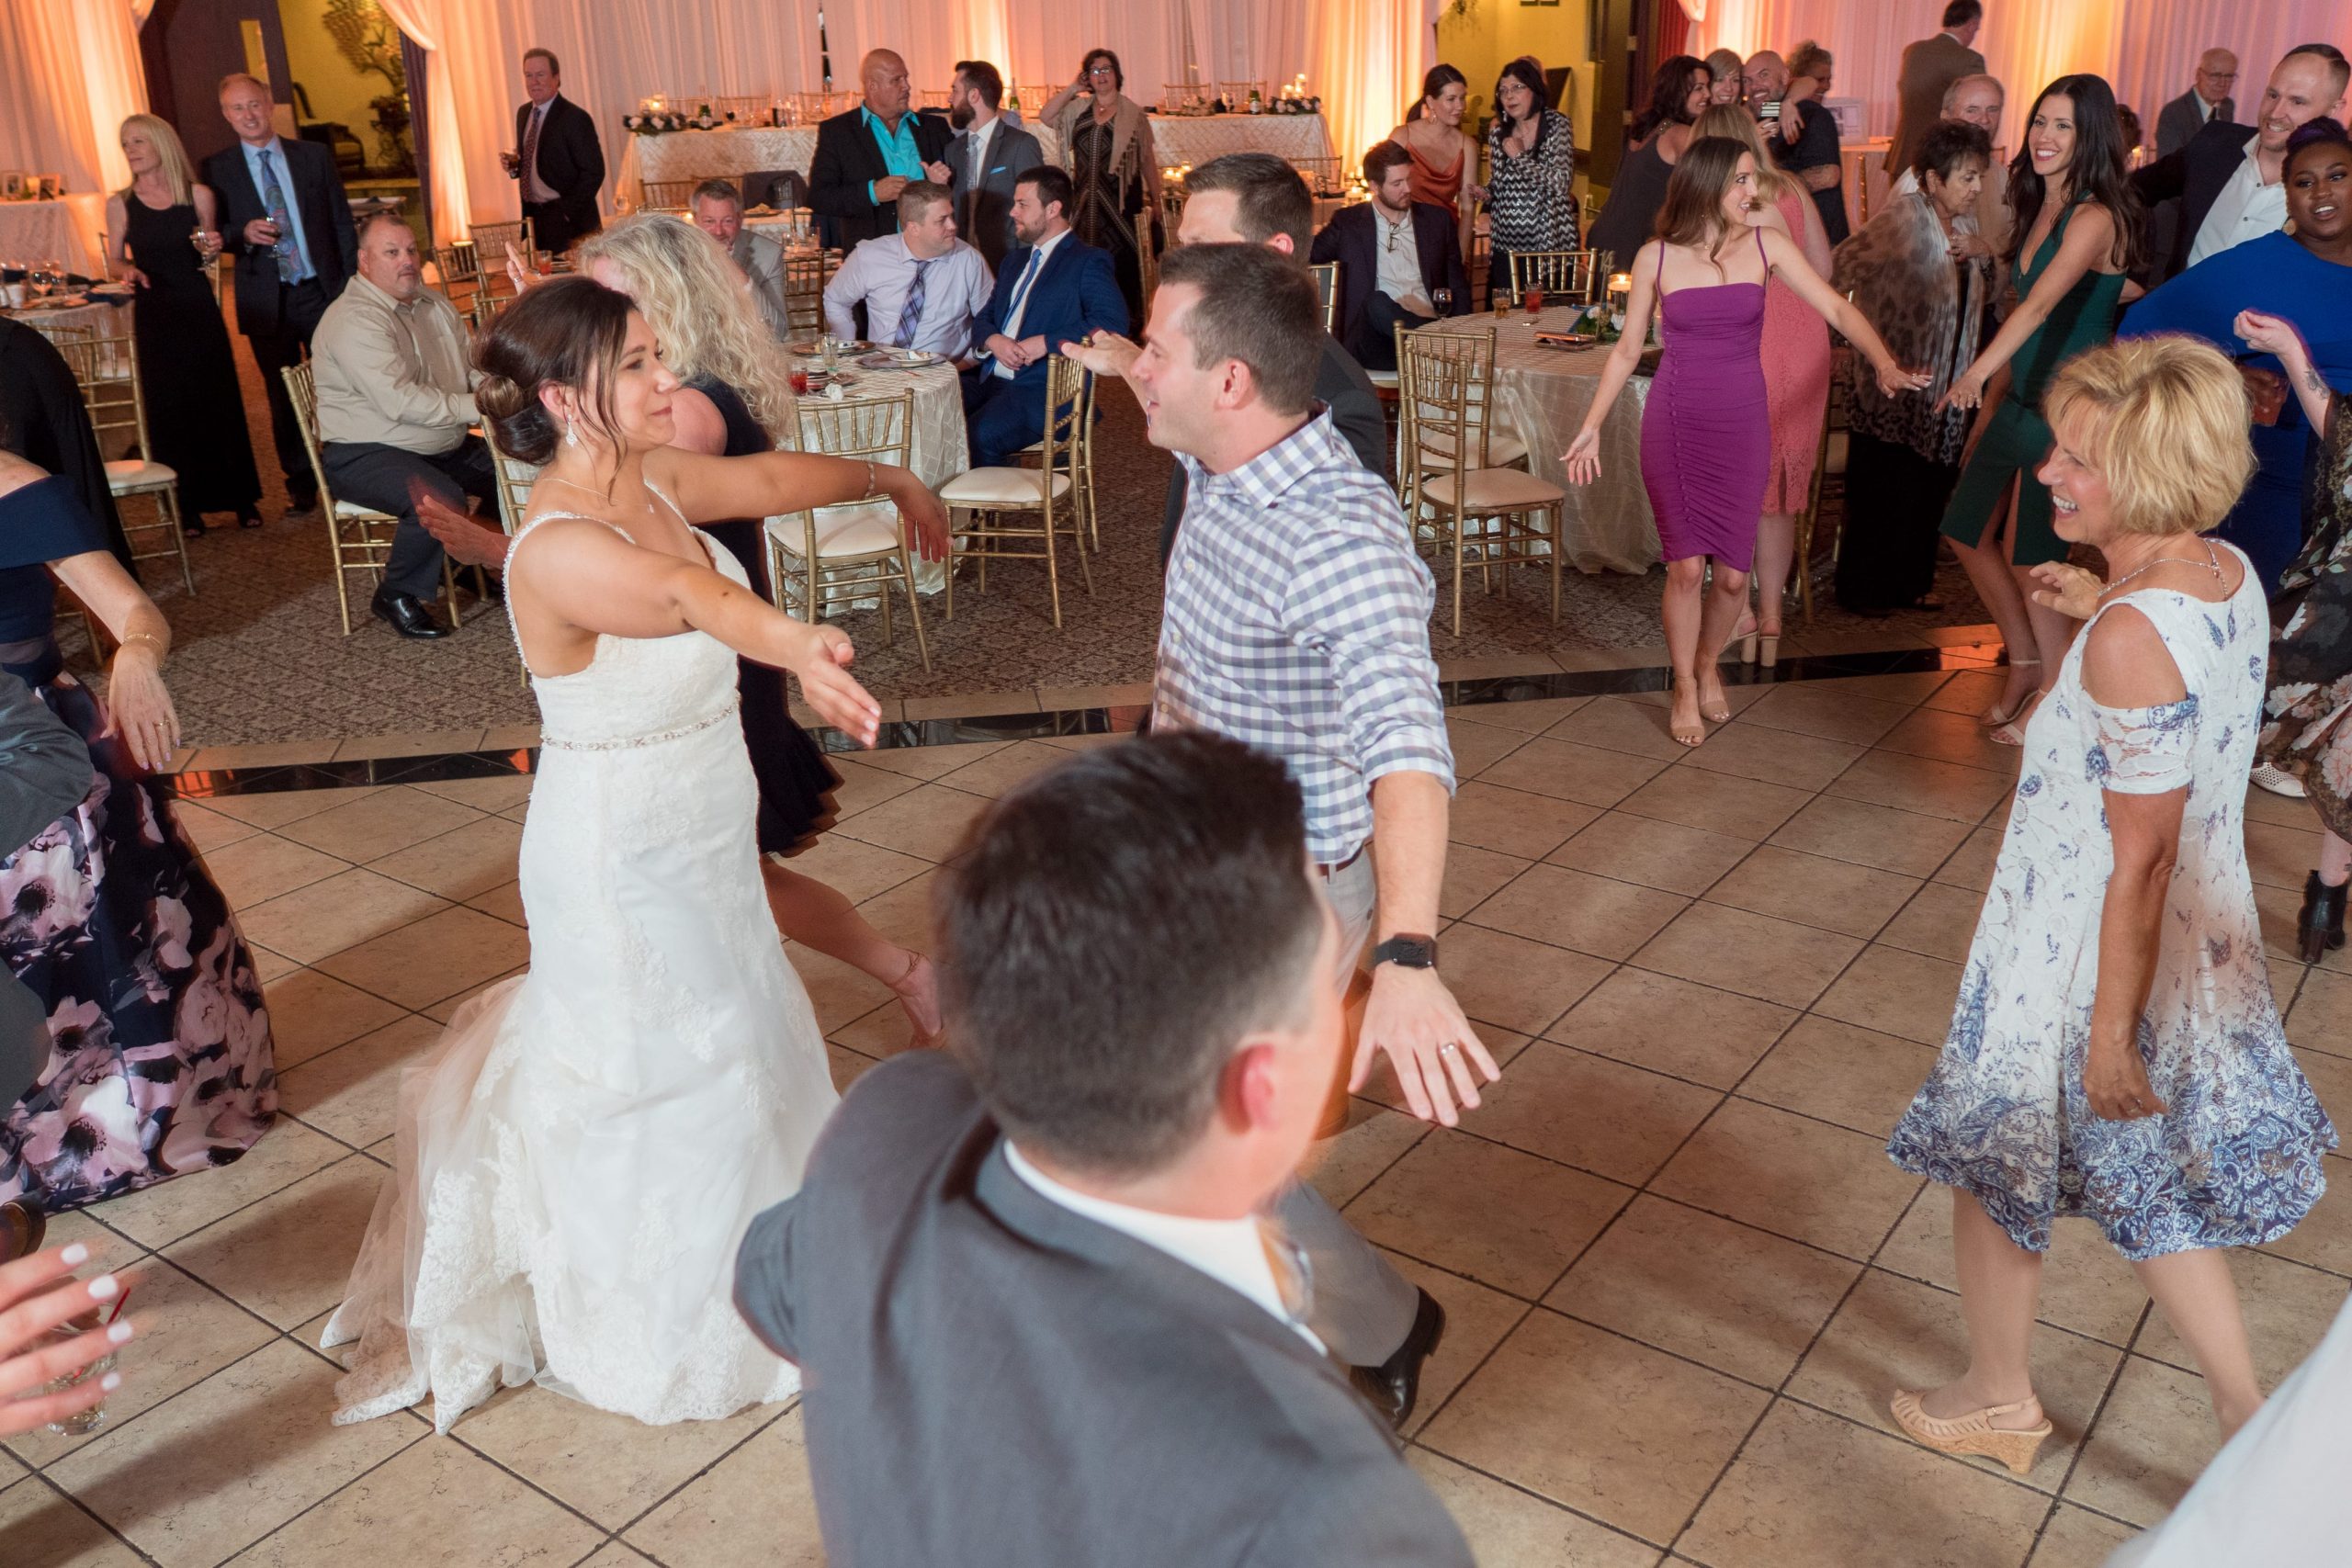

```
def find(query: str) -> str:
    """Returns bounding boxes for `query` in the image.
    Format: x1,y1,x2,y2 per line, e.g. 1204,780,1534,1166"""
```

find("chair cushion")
104,458,176,492
939,467,1073,507
1422,467,1566,512
334,498,397,522
1366,368,1400,389
768,503,911,561
1419,427,1529,471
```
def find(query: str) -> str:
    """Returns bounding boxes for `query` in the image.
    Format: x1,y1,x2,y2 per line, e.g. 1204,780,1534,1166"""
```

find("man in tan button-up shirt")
314,214,493,638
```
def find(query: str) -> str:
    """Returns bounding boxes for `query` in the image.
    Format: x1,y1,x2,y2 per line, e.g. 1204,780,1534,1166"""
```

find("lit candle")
1608,272,1632,299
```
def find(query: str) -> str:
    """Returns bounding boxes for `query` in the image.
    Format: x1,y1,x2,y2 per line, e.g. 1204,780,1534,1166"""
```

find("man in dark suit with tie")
506,49,604,255
960,167,1127,468
734,731,1475,1567
810,49,954,251
1885,1,1986,175
946,60,1043,271
1310,141,1470,373
201,73,357,515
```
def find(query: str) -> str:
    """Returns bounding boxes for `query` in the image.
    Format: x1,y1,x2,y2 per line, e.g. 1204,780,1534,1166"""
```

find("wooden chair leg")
1451,510,1466,637
877,562,896,646
944,520,958,622
1042,509,1062,629
899,550,932,673
1548,504,1563,623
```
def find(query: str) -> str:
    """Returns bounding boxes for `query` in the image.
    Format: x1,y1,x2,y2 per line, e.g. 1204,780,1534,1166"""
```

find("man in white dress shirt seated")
689,179,790,341
822,181,993,360
2135,44,2349,280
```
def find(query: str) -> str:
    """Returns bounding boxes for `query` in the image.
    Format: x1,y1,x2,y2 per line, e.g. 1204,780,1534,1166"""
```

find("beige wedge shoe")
1889,1390,2052,1476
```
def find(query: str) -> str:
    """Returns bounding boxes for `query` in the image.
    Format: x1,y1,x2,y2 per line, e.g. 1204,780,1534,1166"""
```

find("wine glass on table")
1430,288,1453,320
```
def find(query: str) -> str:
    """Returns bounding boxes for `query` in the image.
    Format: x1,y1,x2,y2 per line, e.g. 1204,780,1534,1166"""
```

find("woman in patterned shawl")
1041,48,1164,328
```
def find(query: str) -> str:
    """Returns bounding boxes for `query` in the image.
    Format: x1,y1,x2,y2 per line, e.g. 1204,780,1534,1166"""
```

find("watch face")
1378,935,1437,968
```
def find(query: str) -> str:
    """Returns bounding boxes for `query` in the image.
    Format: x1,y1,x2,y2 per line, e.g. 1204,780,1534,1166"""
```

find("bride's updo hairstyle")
474,275,635,465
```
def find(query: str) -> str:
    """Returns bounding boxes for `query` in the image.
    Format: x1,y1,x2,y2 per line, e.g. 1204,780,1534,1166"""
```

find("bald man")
810,49,956,250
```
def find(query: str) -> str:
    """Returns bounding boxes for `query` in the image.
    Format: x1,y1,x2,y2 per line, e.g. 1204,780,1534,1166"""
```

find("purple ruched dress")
1639,229,1770,569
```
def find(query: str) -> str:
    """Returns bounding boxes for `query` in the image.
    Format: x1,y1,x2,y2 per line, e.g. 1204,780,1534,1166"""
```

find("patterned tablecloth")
0,200,98,276
615,113,1333,209
2,295,136,352
775,356,967,596
1414,308,1658,575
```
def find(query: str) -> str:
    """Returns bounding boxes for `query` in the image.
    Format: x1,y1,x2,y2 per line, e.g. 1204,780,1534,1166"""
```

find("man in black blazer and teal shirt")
811,50,954,251
507,49,605,255
946,60,1044,271
1309,141,1471,372
961,167,1127,468
201,73,357,515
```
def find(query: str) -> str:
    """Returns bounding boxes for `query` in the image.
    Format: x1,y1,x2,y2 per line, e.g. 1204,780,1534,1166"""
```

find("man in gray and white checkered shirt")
1064,243,1502,1426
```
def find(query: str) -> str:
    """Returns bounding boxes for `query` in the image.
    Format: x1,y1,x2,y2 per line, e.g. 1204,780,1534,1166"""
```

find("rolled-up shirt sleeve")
1282,525,1454,794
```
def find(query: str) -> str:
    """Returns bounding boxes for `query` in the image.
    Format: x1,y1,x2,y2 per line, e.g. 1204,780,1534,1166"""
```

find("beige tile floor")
10,671,2350,1567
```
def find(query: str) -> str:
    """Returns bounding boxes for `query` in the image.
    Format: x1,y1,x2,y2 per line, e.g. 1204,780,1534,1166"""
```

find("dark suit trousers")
321,436,494,600
244,278,331,498
960,366,1046,468
1350,292,1435,374
523,199,583,257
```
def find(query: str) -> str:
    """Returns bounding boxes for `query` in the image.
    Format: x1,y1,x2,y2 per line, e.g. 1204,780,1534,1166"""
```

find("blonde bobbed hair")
575,214,796,441
118,114,196,209
1690,104,1800,203
2041,336,2256,537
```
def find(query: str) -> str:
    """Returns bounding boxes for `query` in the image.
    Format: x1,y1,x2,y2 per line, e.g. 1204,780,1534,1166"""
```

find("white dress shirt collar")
1003,1142,1322,1350
2188,138,2287,267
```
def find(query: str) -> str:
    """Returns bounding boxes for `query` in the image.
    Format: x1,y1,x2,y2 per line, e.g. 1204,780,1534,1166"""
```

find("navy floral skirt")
0,669,275,1209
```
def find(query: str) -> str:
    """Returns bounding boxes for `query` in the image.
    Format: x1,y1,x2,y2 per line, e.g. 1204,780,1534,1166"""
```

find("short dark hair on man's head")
897,179,950,223
1940,0,1983,28
1017,164,1076,220
1363,139,1414,186
524,47,560,75
1157,244,1323,415
1182,153,1312,252
2286,42,2352,103
356,211,412,248
954,60,1004,108
689,177,741,210
938,732,1323,1179
1914,118,1994,184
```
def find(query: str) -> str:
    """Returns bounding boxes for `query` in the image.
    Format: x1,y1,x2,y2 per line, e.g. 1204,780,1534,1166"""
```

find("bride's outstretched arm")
516,519,883,744
649,447,950,562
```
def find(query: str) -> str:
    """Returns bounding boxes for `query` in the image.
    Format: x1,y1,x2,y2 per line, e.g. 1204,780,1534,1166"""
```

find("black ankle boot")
2298,872,2348,964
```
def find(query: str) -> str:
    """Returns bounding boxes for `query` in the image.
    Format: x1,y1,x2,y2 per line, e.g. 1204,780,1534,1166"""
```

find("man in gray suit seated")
946,59,1044,272
734,732,1472,1567
689,179,790,341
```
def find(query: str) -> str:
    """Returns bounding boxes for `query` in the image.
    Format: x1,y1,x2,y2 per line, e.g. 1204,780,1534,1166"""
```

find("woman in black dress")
105,115,263,535
1041,51,1163,328
573,218,946,1042
0,446,276,1215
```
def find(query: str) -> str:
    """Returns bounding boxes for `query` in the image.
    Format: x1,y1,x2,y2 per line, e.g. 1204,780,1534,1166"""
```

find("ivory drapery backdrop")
0,0,148,197
1683,0,2352,152
379,0,1430,239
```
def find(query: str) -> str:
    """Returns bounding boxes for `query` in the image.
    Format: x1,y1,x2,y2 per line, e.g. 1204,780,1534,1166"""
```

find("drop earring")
563,417,580,449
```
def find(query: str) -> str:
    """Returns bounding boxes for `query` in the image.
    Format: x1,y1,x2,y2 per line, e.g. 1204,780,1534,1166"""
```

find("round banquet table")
0,200,99,276
1408,309,1659,574
614,112,1335,211
775,355,967,596
2,295,137,351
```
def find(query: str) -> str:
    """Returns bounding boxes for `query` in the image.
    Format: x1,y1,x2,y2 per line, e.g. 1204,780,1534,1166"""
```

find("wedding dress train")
322,503,839,1431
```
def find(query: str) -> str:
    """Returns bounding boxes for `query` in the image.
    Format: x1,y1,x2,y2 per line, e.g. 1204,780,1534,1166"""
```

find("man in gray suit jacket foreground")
735,733,1472,1566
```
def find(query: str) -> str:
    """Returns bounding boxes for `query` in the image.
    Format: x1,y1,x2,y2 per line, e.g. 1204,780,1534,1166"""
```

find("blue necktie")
257,150,302,283
1004,248,1043,330
896,258,933,348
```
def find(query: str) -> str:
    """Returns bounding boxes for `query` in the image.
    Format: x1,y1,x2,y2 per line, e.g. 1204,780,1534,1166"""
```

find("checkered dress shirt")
1156,410,1454,864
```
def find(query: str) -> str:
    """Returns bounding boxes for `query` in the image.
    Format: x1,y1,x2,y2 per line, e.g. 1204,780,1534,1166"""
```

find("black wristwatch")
1370,933,1439,971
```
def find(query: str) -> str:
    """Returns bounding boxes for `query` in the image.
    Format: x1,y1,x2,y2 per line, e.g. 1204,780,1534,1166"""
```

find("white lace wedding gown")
322,500,839,1432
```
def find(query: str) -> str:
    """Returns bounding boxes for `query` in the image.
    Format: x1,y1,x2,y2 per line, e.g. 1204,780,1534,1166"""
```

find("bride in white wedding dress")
322,276,949,1432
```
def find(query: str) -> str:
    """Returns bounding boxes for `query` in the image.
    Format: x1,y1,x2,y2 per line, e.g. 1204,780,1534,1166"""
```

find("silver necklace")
2102,536,2222,595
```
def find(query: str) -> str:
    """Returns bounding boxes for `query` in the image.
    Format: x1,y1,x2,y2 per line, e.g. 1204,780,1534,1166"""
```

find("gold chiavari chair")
484,433,538,681
469,218,537,281
471,291,512,333
1396,326,1564,635
15,318,96,353
1308,261,1340,333
59,333,197,594
281,363,464,635
1289,155,1342,196
432,242,484,310
768,389,931,671
938,355,1092,628
637,178,701,212
781,251,839,341
1506,248,1601,307
1792,347,1855,631
1015,361,1100,551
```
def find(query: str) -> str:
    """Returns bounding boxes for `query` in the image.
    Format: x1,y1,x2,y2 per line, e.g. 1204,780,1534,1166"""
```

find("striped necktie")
257,150,300,283
895,257,933,348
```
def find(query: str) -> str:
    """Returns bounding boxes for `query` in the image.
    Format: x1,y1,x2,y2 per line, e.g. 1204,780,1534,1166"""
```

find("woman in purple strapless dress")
1566,137,1928,745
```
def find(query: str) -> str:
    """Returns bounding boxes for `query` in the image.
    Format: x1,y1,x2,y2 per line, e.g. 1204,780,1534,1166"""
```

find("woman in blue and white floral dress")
1886,338,2336,1477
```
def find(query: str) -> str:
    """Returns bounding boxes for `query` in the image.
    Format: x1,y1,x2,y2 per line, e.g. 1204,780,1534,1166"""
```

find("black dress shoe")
371,588,454,639
2298,871,2348,964
285,491,319,517
1351,1288,1446,1428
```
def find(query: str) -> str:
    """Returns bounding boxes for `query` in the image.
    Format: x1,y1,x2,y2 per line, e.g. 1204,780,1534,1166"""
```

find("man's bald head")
1744,51,1789,109
2196,49,2240,107
1942,73,2006,133
861,50,911,118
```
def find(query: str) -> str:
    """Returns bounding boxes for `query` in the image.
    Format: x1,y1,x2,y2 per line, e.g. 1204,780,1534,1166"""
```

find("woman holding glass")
1484,57,1578,303
103,114,262,535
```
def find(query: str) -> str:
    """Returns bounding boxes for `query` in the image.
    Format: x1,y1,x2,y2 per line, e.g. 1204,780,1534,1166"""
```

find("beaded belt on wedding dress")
538,702,739,752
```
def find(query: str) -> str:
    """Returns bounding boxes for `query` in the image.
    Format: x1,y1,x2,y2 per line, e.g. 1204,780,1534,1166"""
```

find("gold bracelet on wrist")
119,631,166,661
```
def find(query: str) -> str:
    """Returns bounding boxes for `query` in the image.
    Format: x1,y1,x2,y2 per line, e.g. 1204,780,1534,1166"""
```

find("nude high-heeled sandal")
1889,1389,2052,1475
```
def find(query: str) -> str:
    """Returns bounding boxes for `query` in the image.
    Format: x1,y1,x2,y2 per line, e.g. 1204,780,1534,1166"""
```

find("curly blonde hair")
575,214,796,440
2043,336,2256,536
